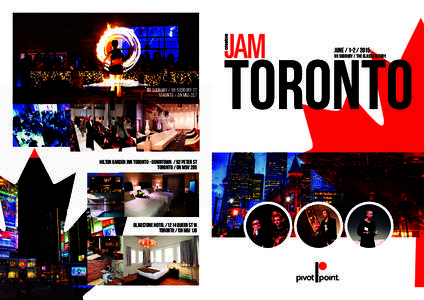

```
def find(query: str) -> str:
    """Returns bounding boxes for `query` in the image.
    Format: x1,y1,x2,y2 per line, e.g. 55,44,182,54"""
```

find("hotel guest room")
123,236,199,285
124,172,199,217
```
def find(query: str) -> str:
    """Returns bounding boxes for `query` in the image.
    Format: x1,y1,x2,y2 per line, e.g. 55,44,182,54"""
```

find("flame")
96,23,141,73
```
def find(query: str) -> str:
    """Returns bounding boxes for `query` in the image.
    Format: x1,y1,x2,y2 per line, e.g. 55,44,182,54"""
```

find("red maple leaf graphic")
304,19,424,152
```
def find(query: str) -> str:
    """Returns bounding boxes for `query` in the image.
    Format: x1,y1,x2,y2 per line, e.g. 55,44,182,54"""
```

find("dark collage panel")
13,13,199,151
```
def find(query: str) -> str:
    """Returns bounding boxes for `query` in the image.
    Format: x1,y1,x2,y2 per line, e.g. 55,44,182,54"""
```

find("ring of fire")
96,25,141,73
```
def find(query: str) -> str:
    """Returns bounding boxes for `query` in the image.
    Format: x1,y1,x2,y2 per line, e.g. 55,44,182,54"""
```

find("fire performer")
103,40,124,110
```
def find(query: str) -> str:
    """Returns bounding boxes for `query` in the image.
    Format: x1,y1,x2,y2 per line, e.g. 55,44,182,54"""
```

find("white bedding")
136,264,169,280
125,197,169,217
148,191,174,206
87,254,101,260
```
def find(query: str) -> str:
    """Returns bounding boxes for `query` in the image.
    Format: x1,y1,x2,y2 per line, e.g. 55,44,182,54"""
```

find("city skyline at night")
212,153,304,236
213,152,424,238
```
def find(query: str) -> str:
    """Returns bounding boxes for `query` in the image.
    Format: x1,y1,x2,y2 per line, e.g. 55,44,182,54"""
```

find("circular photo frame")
294,202,343,248
244,202,292,248
345,202,393,248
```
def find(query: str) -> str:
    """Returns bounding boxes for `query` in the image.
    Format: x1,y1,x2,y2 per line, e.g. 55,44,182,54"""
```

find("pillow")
141,189,151,195
151,263,167,270
150,263,161,269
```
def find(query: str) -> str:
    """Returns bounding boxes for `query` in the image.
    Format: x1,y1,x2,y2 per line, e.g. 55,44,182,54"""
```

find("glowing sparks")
96,24,141,73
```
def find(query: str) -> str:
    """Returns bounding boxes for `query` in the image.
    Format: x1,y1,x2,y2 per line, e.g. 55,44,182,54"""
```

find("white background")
1,0,424,299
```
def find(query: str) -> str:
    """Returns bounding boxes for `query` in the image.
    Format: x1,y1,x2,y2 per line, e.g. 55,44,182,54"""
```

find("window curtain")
126,246,131,266
193,236,199,267
180,237,199,266
143,248,150,265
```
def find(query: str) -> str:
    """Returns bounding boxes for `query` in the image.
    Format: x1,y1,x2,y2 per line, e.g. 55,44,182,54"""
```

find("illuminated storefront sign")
0,231,18,249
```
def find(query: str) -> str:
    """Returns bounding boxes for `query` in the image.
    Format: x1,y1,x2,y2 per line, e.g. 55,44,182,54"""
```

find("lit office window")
130,26,179,61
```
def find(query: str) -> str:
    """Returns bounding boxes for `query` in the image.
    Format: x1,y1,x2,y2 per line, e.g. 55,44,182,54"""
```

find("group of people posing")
250,207,378,249
251,211,289,248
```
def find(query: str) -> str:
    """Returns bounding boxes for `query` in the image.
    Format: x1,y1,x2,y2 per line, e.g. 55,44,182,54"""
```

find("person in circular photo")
346,202,393,248
295,203,342,248
244,203,291,248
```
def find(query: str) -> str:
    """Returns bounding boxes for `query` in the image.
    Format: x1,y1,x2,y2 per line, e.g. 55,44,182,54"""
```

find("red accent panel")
416,236,424,287
304,20,424,152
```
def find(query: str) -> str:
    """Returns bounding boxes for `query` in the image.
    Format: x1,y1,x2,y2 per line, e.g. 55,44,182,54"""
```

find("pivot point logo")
296,262,340,283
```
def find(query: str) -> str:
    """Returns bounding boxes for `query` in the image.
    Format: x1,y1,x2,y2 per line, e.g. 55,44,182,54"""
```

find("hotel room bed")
136,264,169,285
125,196,169,217
148,190,174,206
125,189,174,217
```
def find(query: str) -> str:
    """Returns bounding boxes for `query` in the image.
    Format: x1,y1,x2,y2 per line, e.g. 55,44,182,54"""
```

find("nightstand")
169,268,179,279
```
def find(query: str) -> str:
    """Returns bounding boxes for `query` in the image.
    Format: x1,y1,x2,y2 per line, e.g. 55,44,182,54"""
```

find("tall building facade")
251,173,264,209
0,176,19,282
267,155,339,221
221,153,256,229
268,156,303,219
264,153,287,200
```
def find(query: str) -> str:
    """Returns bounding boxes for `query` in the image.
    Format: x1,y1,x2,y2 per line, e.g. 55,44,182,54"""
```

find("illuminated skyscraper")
267,155,303,218
0,177,18,261
222,153,255,228
264,153,287,200
251,173,264,208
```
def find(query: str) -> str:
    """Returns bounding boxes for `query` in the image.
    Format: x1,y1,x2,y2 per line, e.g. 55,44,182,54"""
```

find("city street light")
213,197,246,236
231,208,240,217
231,208,241,229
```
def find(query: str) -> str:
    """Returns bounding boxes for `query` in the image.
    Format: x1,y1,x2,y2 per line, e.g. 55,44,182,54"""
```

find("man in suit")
250,219,269,247
320,209,337,246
